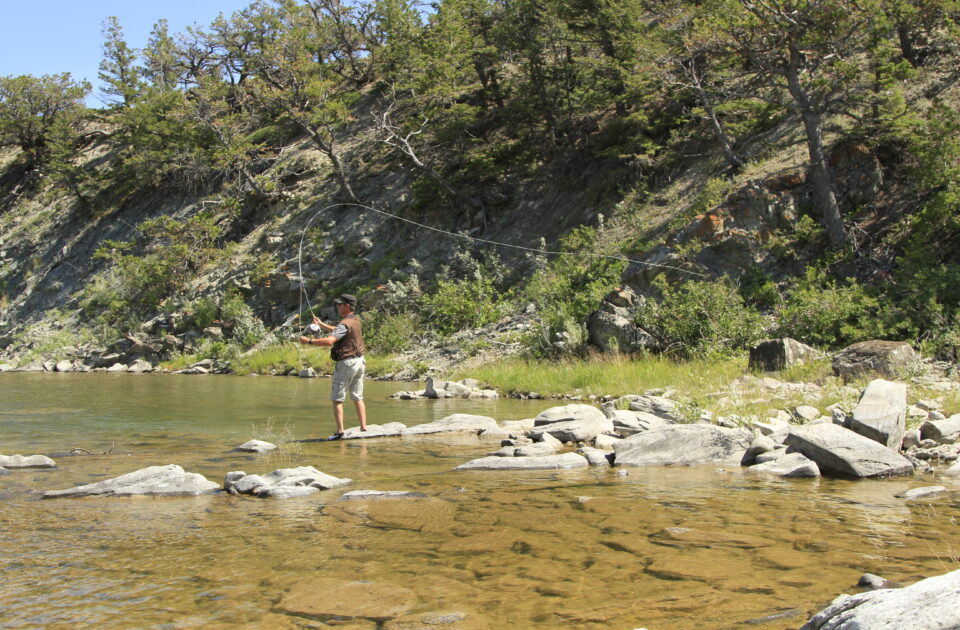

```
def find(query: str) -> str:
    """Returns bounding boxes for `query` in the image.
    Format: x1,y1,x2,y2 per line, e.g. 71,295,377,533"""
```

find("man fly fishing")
298,294,367,440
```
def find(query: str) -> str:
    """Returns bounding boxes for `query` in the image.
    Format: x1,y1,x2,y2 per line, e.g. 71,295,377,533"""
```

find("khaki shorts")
331,356,365,402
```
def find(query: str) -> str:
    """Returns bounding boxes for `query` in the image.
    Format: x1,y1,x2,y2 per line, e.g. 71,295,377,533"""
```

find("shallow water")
1,373,959,629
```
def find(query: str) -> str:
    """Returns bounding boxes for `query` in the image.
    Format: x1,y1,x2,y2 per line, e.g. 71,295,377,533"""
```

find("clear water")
1,373,958,629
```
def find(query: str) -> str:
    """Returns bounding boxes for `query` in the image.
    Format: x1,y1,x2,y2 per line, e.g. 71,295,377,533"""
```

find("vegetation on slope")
1,0,959,369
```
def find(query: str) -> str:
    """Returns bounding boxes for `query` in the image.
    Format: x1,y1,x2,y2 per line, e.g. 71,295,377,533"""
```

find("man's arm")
312,315,336,332
299,335,336,347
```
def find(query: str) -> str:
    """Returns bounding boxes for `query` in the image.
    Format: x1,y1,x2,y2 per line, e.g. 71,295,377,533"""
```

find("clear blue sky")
0,0,254,106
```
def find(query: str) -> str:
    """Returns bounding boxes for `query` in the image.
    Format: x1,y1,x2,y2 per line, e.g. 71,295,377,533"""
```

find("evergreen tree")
99,16,143,108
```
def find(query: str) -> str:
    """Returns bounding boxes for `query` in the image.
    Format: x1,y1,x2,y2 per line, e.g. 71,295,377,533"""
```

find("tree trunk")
786,40,846,247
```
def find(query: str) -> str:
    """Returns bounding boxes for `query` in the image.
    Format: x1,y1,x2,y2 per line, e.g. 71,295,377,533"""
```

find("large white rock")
850,379,907,449
231,465,352,498
0,454,57,469
919,414,960,442
455,452,589,470
610,410,669,436
43,464,219,498
613,425,752,467
800,569,960,630
627,395,680,421
748,452,820,478
401,414,499,436
530,404,613,443
785,423,914,478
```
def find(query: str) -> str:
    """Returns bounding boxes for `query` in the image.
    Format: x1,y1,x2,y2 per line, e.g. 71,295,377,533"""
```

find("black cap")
334,294,357,308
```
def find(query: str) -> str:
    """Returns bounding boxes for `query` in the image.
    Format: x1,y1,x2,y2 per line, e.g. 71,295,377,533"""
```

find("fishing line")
295,201,706,317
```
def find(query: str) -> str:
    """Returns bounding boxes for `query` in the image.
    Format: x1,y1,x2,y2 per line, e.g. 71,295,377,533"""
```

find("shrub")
420,275,502,336
635,276,764,358
774,267,879,348
363,311,419,354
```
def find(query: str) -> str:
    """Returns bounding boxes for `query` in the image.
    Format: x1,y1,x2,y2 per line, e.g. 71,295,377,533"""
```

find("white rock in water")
341,422,406,439
785,423,914,478
42,464,219,498
895,486,948,500
531,404,613,442
749,452,820,478
0,454,57,469
455,452,589,471
800,568,960,630
234,439,278,453
613,425,752,467
401,414,499,436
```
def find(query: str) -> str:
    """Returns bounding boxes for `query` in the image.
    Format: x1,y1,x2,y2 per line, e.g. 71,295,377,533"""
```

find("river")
1,373,958,629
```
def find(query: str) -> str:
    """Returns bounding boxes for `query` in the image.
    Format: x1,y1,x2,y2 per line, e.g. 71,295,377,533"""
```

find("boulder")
127,359,154,373
298,367,317,378
43,464,219,498
832,340,918,380
513,441,560,457
610,410,669,436
342,422,406,439
902,429,922,450
593,433,622,449
54,359,75,373
586,303,656,354
577,446,612,467
0,454,57,469
849,379,906,449
858,573,893,590
224,471,246,494
613,425,752,467
231,466,351,498
234,439,278,454
530,404,614,443
800,569,960,630
627,395,680,421
919,414,960,442
749,452,820,478
455,452,590,471
748,338,820,371
794,405,822,423
785,423,914,478
741,436,777,465
401,414,499,436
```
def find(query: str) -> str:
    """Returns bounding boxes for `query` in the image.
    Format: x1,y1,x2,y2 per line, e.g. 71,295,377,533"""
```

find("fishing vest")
331,314,365,361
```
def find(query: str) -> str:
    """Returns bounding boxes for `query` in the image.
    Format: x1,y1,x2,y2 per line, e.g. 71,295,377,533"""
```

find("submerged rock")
455,452,589,471
0,454,57,469
785,423,914,478
339,490,429,500
384,610,490,630
43,464,219,498
613,425,752,467
275,578,418,622
801,568,960,630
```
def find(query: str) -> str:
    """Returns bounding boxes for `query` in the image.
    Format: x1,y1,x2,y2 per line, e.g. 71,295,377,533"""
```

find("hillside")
1,0,959,374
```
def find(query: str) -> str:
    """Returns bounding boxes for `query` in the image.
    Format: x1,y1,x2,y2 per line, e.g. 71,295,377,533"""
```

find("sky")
0,0,255,106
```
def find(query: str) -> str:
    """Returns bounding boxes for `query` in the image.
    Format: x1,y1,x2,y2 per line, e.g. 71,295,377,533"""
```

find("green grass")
456,354,748,398
231,342,401,377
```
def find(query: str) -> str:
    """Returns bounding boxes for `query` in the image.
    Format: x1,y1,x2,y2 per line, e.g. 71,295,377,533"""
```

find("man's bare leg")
332,401,345,434
354,399,367,431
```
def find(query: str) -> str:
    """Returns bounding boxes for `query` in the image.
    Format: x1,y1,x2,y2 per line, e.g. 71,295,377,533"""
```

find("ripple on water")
2,375,960,629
